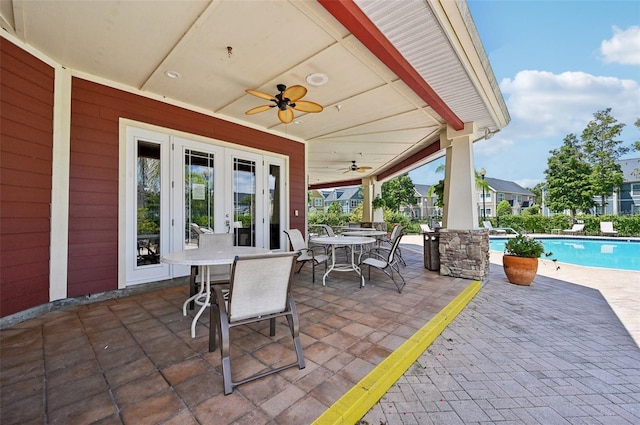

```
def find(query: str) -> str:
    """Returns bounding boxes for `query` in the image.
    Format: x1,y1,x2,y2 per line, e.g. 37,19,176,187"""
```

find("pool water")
489,238,640,272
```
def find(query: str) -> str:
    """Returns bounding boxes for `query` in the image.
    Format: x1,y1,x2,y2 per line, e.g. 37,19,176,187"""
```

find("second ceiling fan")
343,160,372,174
245,84,323,124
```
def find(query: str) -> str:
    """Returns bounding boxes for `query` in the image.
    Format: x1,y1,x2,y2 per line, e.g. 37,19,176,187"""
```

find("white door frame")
122,123,288,287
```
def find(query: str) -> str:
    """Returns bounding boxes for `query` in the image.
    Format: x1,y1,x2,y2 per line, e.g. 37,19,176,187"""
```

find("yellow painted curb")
311,280,482,425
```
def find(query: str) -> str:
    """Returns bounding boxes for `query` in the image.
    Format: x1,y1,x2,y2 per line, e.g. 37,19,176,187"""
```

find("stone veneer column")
438,229,490,281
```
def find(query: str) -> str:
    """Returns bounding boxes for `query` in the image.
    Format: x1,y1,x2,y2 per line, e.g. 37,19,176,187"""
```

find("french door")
125,127,287,286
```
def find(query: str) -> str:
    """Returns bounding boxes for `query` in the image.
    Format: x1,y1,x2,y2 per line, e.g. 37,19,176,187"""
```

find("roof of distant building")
618,157,640,182
485,177,533,195
413,184,432,197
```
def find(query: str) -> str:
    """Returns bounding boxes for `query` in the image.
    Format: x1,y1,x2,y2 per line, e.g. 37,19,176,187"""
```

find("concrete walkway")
361,236,640,424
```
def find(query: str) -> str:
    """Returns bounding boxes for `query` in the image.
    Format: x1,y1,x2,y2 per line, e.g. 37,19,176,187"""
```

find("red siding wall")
68,78,306,297
0,39,54,317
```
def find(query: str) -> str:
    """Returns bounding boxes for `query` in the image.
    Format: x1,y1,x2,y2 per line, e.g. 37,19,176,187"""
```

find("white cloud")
514,178,542,189
600,26,640,65
499,70,640,140
474,137,513,156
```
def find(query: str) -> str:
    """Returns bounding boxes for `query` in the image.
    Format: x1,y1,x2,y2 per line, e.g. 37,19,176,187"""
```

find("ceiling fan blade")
292,100,323,113
245,105,273,115
283,85,307,102
342,169,352,174
278,108,294,124
246,89,276,101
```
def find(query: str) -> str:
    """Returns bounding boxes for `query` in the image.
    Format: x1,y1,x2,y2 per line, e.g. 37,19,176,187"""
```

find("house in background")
592,158,640,215
402,178,534,221
479,177,535,217
402,184,441,221
308,189,327,214
321,186,363,214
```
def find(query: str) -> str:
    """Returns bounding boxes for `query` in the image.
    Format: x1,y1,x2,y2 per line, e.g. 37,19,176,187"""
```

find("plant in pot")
371,196,385,210
503,234,556,286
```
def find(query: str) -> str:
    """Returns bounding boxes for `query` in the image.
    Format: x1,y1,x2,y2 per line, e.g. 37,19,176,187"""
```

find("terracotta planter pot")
502,255,538,286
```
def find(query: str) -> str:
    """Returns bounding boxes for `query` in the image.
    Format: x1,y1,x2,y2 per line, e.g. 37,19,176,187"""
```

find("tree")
426,165,488,210
544,133,594,217
427,164,446,208
496,200,512,217
529,183,544,207
582,108,629,215
327,202,343,214
634,118,640,152
381,174,416,213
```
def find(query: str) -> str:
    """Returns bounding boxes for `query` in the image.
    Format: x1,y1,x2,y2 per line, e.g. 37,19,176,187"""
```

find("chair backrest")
387,233,404,264
389,224,404,242
482,221,493,229
198,233,234,250
600,222,614,232
572,224,585,231
284,229,307,251
320,224,336,237
191,223,213,234
227,252,298,322
420,224,431,233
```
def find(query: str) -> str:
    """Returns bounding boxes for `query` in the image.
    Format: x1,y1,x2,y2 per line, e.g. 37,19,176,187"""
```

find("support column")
362,177,373,223
437,123,489,282
361,177,384,229
441,123,478,230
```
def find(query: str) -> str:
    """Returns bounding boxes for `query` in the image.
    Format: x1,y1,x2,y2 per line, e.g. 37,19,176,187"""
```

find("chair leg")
217,306,233,395
269,317,276,336
221,356,233,395
209,303,220,352
389,263,406,293
312,260,316,282
286,296,306,369
296,261,305,274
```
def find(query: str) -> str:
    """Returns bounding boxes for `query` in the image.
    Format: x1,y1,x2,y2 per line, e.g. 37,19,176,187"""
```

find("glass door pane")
232,157,256,246
184,149,215,249
268,163,281,250
136,141,161,266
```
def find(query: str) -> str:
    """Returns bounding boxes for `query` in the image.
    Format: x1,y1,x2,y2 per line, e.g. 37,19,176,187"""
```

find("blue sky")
409,0,640,189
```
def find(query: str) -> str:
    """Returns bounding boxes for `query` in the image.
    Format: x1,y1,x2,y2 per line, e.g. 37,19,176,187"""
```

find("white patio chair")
482,221,507,234
599,221,618,236
359,233,406,293
319,224,348,258
375,224,405,266
284,229,329,283
562,223,585,235
209,252,305,395
420,224,432,233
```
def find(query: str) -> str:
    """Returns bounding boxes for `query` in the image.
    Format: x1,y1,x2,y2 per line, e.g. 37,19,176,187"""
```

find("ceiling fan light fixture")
306,73,328,86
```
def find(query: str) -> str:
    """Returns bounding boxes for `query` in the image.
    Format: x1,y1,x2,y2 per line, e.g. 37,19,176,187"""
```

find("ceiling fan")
245,84,323,124
343,160,372,174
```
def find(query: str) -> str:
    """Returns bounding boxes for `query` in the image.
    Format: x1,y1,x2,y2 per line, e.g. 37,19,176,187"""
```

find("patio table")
161,245,268,337
310,236,375,287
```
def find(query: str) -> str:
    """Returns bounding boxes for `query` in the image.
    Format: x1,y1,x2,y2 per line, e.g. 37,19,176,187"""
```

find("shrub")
504,234,549,258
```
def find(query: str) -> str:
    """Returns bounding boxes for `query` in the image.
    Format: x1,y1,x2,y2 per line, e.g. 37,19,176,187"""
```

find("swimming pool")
489,238,640,271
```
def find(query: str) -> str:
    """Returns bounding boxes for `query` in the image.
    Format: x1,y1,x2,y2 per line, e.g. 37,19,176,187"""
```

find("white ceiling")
1,0,509,187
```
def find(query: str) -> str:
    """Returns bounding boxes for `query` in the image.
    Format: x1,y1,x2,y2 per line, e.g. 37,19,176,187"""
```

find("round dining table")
161,245,268,338
309,236,376,287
